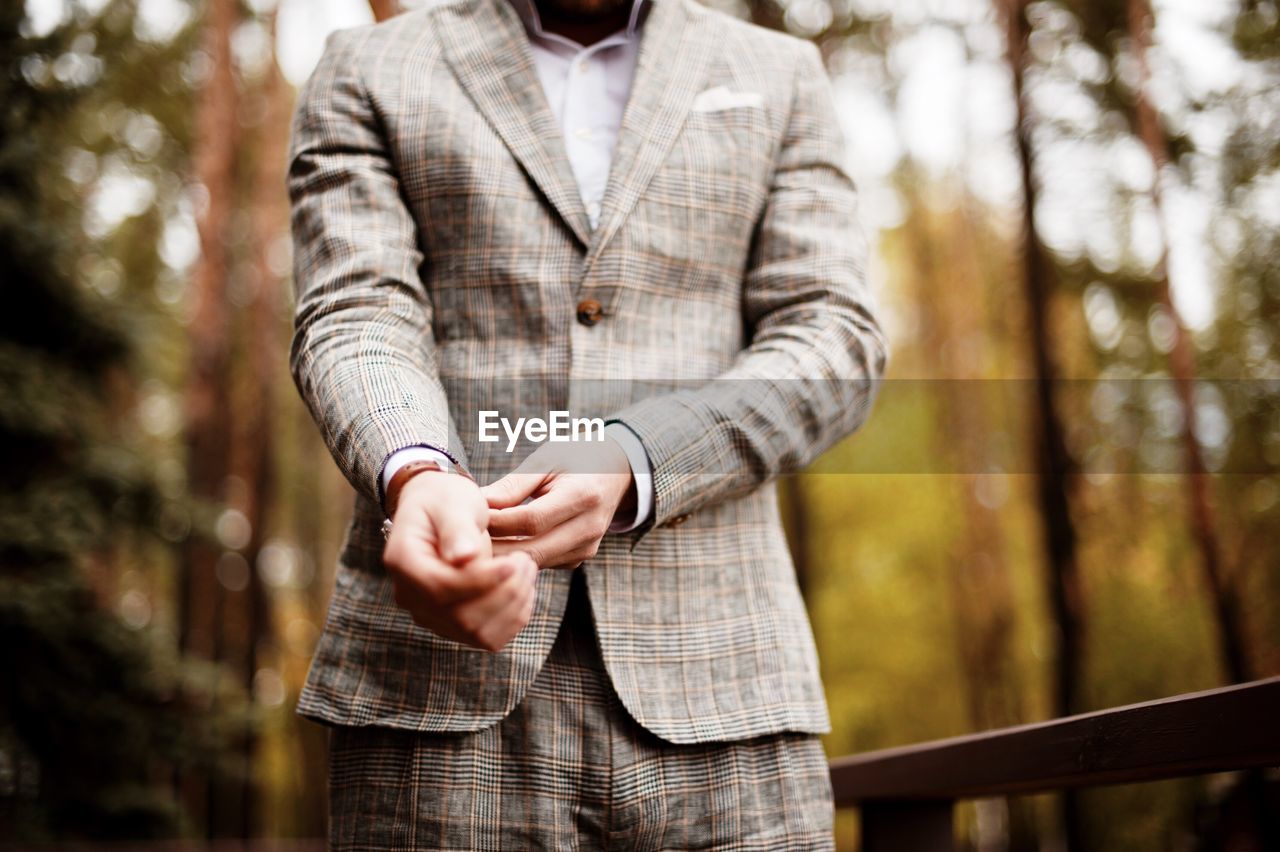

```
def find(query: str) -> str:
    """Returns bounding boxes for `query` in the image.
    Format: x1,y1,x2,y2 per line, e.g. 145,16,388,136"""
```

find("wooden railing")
829,677,1280,851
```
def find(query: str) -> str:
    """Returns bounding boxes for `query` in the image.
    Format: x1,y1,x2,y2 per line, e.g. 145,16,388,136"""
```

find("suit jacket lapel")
582,0,713,281
435,0,594,247
434,0,715,270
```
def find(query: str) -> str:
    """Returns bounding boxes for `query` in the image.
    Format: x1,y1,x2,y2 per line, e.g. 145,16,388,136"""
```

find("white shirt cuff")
380,445,453,513
604,422,653,533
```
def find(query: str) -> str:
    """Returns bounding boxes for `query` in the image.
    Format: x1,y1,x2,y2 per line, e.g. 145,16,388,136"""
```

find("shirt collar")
506,0,652,43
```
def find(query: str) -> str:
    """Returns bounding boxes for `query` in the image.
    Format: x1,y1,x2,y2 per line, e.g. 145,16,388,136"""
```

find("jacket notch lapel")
435,0,594,248
580,0,714,283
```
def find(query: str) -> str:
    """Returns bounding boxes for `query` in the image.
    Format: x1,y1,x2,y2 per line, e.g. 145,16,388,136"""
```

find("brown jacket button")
576,298,603,326
664,513,690,528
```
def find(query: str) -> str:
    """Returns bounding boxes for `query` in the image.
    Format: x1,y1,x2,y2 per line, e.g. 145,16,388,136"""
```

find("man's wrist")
381,461,479,540
385,459,451,519
383,450,476,518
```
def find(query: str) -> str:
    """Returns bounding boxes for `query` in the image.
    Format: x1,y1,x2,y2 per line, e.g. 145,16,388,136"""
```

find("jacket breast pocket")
630,106,774,277
671,105,774,212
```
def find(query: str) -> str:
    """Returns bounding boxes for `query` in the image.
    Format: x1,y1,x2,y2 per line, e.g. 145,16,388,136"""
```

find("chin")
544,0,630,18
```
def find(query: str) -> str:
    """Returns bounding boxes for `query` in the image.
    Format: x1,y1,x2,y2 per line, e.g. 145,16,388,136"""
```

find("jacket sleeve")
286,27,464,512
609,40,889,533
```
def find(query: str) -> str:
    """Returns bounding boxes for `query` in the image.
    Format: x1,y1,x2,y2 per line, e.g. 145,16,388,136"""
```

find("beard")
537,0,633,21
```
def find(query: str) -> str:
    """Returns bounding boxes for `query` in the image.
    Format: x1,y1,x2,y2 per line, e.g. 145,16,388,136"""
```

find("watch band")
385,458,445,519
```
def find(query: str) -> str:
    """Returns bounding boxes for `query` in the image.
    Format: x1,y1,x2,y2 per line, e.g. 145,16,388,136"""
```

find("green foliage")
1233,1,1280,61
0,3,246,841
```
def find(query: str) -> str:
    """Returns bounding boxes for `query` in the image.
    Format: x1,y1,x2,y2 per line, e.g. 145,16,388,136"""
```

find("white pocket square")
691,85,765,113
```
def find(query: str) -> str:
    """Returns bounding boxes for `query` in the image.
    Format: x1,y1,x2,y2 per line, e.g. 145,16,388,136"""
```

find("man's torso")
296,0,833,744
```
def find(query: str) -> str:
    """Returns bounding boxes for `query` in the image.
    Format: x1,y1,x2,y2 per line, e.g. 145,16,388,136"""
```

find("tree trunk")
998,1,1086,847
179,0,241,836
1125,0,1251,686
294,418,333,837
1127,3,1276,849
224,11,291,834
906,196,1037,851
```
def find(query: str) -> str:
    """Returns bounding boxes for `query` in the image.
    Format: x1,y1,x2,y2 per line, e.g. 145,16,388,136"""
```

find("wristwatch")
381,458,475,541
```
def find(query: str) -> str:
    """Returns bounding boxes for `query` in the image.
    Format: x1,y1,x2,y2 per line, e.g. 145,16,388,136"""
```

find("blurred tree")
1126,0,1250,685
225,4,291,833
894,182,1040,850
180,0,239,664
177,0,245,836
998,0,1087,847
1217,0,1280,685
998,0,1086,724
0,3,242,841
1057,0,1252,691
1195,4,1280,848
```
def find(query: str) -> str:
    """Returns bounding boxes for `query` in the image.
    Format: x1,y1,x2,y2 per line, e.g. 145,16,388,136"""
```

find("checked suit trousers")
327,569,836,851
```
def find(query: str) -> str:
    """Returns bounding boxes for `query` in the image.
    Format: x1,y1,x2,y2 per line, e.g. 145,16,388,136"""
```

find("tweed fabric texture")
287,0,888,743
328,571,835,850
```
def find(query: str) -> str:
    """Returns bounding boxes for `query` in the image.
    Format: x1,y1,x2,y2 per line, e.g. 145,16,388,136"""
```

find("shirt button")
586,200,601,219
574,126,592,139
576,298,603,326
576,60,589,73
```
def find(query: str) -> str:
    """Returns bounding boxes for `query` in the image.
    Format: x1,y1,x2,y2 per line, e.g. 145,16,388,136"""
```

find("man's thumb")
435,507,485,564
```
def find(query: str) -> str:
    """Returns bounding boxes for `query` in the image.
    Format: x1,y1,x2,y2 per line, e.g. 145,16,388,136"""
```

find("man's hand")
483,438,636,569
382,472,538,652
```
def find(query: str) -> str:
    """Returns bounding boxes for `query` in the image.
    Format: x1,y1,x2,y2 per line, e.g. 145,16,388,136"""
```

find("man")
286,0,887,846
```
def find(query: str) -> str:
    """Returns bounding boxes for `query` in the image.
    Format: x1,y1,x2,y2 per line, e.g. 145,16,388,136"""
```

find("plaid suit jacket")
287,0,887,743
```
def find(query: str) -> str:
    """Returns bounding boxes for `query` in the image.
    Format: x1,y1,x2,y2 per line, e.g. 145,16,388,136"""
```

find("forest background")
2,0,1277,849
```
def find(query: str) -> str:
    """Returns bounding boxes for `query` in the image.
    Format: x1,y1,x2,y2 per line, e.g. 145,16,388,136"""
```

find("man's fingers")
481,470,549,510
389,553,538,652
492,517,596,569
409,553,517,605
454,554,537,643
491,537,535,560
487,486,583,537
487,567,539,649
486,504,541,538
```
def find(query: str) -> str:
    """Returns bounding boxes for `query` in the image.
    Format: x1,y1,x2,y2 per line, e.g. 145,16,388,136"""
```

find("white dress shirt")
381,0,655,531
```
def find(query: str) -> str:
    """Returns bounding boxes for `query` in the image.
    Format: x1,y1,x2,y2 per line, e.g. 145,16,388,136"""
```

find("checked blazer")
287,0,887,744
